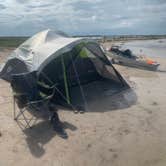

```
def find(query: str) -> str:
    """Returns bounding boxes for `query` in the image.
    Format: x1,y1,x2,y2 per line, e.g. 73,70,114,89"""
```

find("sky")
0,0,166,36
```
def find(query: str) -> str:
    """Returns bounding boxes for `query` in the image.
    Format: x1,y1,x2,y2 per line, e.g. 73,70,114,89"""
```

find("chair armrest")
26,97,49,106
37,81,58,90
27,91,55,105
13,92,28,97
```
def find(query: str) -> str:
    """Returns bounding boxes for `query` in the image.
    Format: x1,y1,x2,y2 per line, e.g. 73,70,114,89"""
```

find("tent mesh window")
67,47,101,87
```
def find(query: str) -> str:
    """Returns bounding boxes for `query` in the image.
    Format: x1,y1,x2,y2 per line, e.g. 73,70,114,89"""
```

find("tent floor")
70,79,126,111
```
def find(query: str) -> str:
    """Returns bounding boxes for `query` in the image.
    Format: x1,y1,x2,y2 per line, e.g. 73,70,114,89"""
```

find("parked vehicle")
108,46,160,71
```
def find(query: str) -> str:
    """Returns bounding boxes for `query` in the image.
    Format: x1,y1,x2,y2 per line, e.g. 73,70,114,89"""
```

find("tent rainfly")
0,29,129,107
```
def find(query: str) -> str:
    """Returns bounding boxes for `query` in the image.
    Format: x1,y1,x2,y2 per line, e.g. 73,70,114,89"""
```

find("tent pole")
61,56,71,104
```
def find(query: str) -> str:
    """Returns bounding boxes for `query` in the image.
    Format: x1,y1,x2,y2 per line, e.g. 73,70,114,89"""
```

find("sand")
0,39,166,166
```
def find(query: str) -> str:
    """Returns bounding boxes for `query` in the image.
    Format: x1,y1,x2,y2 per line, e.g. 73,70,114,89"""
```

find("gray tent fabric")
0,58,28,81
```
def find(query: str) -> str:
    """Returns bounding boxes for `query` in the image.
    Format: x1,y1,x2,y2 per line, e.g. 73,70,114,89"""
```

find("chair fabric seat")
11,71,54,110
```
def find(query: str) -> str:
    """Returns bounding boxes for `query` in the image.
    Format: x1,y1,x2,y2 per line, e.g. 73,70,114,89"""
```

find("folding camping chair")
11,71,56,128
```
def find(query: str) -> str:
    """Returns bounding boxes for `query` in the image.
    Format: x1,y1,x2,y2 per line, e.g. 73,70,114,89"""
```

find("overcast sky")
0,0,166,36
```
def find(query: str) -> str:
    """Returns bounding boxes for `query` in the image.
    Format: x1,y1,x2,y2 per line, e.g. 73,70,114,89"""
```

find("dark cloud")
15,0,30,4
27,3,52,8
0,4,6,10
70,1,95,11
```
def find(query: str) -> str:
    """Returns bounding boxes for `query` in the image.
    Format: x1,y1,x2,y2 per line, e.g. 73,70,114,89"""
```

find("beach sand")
0,39,166,166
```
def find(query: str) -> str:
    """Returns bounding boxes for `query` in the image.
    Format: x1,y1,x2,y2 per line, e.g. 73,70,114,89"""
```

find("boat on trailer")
107,46,160,71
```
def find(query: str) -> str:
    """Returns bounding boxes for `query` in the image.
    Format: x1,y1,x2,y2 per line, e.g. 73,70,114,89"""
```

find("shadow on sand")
68,80,137,112
22,120,77,158
17,81,137,158
157,69,166,73
85,88,137,112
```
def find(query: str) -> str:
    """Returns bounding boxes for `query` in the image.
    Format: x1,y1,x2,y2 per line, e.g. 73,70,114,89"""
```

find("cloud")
0,4,6,9
0,0,166,36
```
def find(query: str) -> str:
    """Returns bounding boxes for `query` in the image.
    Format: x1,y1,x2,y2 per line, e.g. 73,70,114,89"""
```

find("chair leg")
15,108,32,128
13,97,32,128
20,108,32,128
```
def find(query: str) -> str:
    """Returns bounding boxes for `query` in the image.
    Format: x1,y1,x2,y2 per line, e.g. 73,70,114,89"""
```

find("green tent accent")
61,55,70,104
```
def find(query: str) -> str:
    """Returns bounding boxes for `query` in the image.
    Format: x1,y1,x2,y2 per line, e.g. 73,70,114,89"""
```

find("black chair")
11,71,56,128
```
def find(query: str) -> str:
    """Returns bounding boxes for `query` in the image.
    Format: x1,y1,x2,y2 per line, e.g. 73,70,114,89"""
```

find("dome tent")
0,29,129,107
